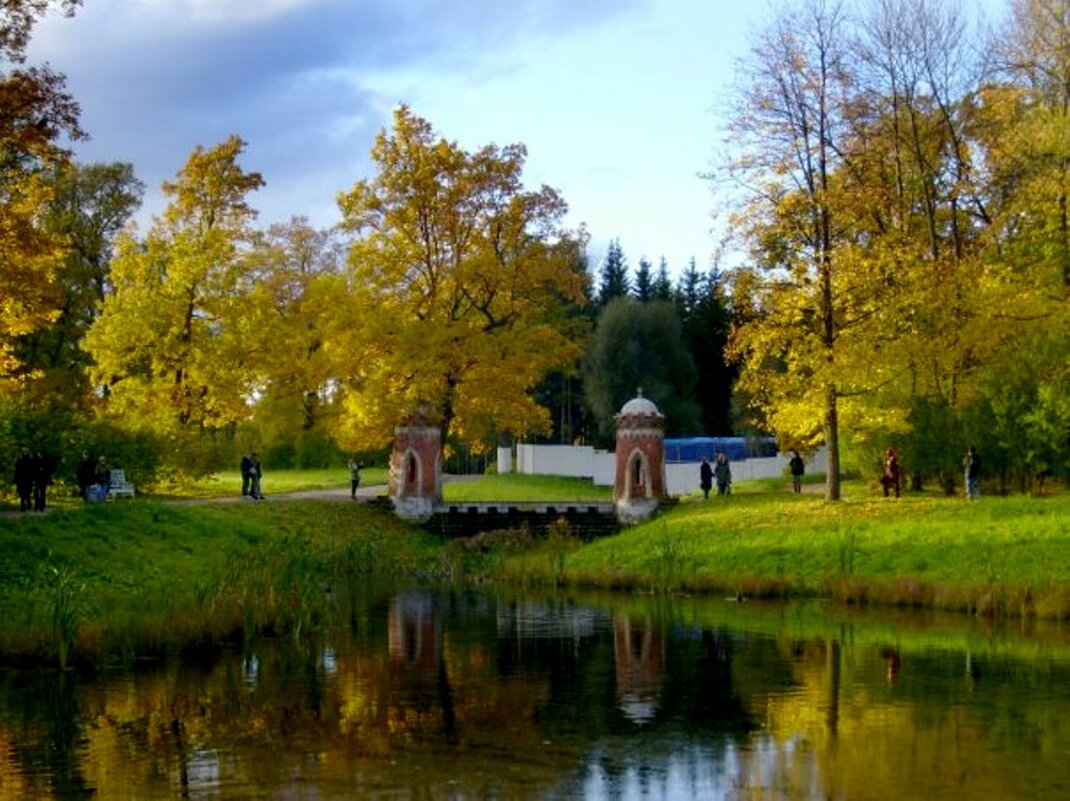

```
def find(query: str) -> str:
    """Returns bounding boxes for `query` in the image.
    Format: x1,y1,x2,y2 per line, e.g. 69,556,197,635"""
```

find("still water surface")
1,584,1067,799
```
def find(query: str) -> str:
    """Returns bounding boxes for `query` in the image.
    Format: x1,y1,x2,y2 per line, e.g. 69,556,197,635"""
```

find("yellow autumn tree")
240,216,346,458
84,136,264,453
724,0,865,500
332,106,588,452
0,0,84,386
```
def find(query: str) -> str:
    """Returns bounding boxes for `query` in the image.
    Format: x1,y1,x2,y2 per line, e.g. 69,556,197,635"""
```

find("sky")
27,0,761,276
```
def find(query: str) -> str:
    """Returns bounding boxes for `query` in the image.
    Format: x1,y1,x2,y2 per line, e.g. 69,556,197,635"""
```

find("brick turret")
613,390,666,523
390,409,442,521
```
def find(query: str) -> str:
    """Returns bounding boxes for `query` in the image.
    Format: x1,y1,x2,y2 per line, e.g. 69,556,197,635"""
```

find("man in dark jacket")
32,451,54,512
788,450,805,494
240,453,252,497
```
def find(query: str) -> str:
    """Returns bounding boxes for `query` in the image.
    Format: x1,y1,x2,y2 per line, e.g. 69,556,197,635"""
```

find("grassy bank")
497,483,1070,619
0,500,441,668
2,478,1067,670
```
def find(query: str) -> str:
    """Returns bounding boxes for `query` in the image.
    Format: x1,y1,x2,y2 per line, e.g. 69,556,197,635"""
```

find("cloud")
27,0,638,228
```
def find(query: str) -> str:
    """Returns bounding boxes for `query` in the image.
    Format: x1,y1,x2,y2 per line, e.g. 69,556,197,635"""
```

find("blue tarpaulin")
663,437,777,463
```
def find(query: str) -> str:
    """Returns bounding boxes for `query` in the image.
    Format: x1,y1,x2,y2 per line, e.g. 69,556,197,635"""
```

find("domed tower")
390,407,442,521
613,390,666,523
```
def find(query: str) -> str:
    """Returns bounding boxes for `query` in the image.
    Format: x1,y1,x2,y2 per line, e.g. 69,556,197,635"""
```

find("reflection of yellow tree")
0,731,32,797
732,639,1065,800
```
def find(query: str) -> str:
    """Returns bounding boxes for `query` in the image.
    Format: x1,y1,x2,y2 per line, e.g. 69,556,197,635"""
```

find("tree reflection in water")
0,586,1067,799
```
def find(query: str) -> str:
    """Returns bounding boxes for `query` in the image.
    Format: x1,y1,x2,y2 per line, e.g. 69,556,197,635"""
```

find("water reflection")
0,587,1067,799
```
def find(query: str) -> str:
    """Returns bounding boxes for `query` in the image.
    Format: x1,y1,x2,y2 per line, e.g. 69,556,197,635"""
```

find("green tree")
335,106,587,452
582,297,700,442
14,162,143,404
681,269,735,435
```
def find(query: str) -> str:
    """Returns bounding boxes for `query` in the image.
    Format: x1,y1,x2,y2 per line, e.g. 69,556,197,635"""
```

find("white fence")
514,443,827,497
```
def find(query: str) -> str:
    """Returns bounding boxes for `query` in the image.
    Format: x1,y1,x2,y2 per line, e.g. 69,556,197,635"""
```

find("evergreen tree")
675,257,702,316
596,239,630,307
633,256,654,301
654,257,674,301
681,269,736,435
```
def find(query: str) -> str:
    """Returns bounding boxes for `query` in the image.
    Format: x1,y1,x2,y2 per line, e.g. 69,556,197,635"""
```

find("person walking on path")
714,453,732,496
788,450,805,494
94,456,111,502
13,448,34,512
699,457,713,500
348,458,363,500
964,446,982,500
882,448,901,498
249,453,263,500
240,453,252,497
77,451,96,502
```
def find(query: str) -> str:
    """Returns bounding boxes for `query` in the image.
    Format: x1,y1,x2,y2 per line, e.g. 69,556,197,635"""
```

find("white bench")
109,469,136,499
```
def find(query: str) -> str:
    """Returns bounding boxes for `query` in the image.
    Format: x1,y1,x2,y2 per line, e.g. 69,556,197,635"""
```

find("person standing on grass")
714,453,732,496
32,450,54,512
349,457,363,500
13,448,34,512
788,450,805,494
882,448,901,498
699,457,713,500
94,456,111,502
77,451,96,502
963,445,982,500
249,453,263,500
240,452,252,497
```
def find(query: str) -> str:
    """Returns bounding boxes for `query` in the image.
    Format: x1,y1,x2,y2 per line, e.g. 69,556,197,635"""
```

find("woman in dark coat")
699,458,713,500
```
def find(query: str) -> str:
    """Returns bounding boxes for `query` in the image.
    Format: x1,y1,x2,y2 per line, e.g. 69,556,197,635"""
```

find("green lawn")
443,473,611,502
525,483,1070,617
150,467,390,498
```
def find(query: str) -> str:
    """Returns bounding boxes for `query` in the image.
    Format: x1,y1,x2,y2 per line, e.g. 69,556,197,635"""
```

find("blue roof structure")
663,437,777,463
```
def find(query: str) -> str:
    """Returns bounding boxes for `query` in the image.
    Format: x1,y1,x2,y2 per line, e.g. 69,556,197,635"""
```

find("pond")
0,583,1067,799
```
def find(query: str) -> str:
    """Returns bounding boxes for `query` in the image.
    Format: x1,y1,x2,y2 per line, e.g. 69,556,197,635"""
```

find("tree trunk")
824,386,841,501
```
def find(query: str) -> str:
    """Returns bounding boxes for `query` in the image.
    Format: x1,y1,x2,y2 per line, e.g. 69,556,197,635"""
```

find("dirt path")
169,484,387,505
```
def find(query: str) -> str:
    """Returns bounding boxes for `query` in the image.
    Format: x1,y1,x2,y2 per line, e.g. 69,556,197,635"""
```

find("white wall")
516,443,827,497
496,446,513,474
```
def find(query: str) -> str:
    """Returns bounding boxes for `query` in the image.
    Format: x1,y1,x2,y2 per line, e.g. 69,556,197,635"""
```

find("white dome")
619,392,660,417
